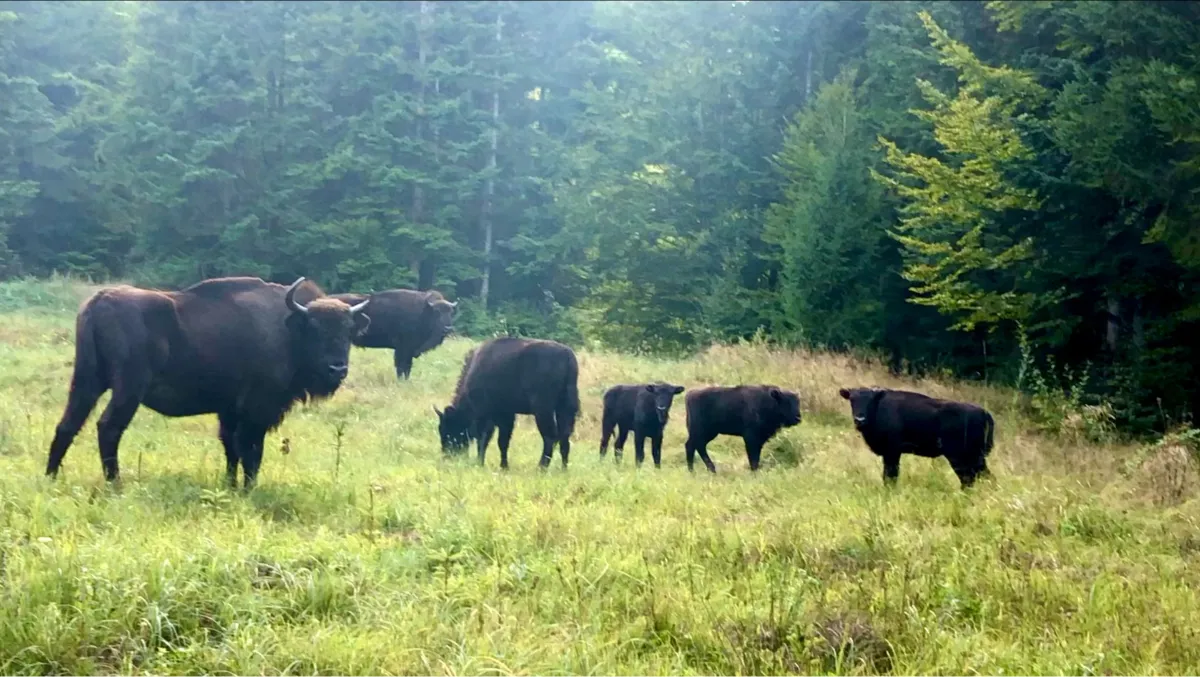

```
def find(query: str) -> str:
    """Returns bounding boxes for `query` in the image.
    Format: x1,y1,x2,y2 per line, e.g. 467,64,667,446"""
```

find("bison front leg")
392,349,414,380
882,454,901,486
477,420,495,466
634,432,647,467
650,434,663,468
218,415,240,488
743,436,765,472
236,425,268,491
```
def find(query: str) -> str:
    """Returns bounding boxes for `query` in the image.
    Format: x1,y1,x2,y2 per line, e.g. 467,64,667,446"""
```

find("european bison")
599,382,685,467
434,337,579,469
838,387,995,488
329,289,456,380
46,277,370,489
683,385,803,473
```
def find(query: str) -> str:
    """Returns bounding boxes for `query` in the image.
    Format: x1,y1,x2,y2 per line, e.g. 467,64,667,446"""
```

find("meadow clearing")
0,277,1198,675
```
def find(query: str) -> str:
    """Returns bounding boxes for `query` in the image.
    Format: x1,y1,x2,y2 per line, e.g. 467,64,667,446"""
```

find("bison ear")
672,385,684,395
644,384,656,392
838,388,850,400
769,387,783,401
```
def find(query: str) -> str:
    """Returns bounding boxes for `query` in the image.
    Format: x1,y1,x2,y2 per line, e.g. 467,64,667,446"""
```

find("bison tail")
557,357,581,441
982,411,995,458
69,307,108,395
47,306,109,477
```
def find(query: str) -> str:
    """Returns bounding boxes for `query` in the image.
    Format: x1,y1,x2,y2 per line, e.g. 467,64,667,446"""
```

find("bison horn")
447,301,458,309
432,405,443,417
285,277,309,315
348,299,369,315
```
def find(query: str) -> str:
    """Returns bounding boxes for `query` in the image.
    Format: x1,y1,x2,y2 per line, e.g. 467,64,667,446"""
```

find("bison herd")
45,276,997,491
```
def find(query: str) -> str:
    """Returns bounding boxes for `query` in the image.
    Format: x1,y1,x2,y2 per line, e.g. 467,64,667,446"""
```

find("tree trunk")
479,10,501,309
804,44,813,103
412,0,431,243
1106,296,1121,352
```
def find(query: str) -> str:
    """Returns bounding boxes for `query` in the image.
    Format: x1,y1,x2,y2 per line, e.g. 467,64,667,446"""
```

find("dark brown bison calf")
839,387,995,489
599,383,685,467
683,385,803,473
435,337,580,469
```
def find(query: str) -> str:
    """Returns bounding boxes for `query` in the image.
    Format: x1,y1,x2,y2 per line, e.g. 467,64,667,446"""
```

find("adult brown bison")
329,289,456,380
599,383,685,467
684,385,803,472
838,387,995,488
434,337,579,469
46,277,370,489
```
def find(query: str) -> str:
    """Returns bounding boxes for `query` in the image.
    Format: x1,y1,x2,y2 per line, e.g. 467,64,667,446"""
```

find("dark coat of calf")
683,385,802,472
599,383,685,467
839,387,995,488
434,337,580,469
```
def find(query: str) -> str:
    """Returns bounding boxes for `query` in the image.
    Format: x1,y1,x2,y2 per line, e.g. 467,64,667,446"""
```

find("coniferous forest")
2,0,1199,434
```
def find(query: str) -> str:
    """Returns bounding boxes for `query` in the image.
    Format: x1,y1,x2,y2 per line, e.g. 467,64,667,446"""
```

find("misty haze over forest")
2,0,1199,433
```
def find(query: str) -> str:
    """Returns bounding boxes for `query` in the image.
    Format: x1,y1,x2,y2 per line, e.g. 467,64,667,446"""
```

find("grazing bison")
46,277,370,489
599,382,685,467
683,385,803,473
838,387,995,488
434,337,579,469
329,289,456,380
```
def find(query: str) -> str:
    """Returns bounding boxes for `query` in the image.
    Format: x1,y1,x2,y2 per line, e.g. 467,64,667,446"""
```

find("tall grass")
0,279,1198,675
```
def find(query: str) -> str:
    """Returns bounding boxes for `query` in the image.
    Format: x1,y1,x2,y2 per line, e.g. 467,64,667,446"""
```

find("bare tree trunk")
1106,296,1121,352
479,10,501,308
804,45,813,103
412,0,432,288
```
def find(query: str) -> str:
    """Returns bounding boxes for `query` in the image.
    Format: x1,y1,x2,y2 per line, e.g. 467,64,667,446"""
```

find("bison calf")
435,337,580,469
600,383,685,467
839,387,995,489
683,385,802,473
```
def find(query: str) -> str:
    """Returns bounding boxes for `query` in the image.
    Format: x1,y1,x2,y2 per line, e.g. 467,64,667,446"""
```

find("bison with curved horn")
328,289,457,380
46,276,371,489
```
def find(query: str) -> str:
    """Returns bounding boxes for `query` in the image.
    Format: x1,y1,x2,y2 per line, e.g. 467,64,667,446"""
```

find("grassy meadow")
1,277,1199,675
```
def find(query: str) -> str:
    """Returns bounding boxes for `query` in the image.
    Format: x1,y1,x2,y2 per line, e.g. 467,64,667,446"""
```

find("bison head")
645,383,685,425
433,403,471,453
284,277,371,396
839,387,885,431
425,293,458,341
770,387,803,427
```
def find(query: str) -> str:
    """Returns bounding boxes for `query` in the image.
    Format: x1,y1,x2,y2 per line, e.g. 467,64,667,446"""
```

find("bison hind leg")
554,400,576,469
95,371,151,483
218,415,240,488
47,382,106,479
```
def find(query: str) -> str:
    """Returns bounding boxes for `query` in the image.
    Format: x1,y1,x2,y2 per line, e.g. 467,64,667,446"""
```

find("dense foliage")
1,0,1197,431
